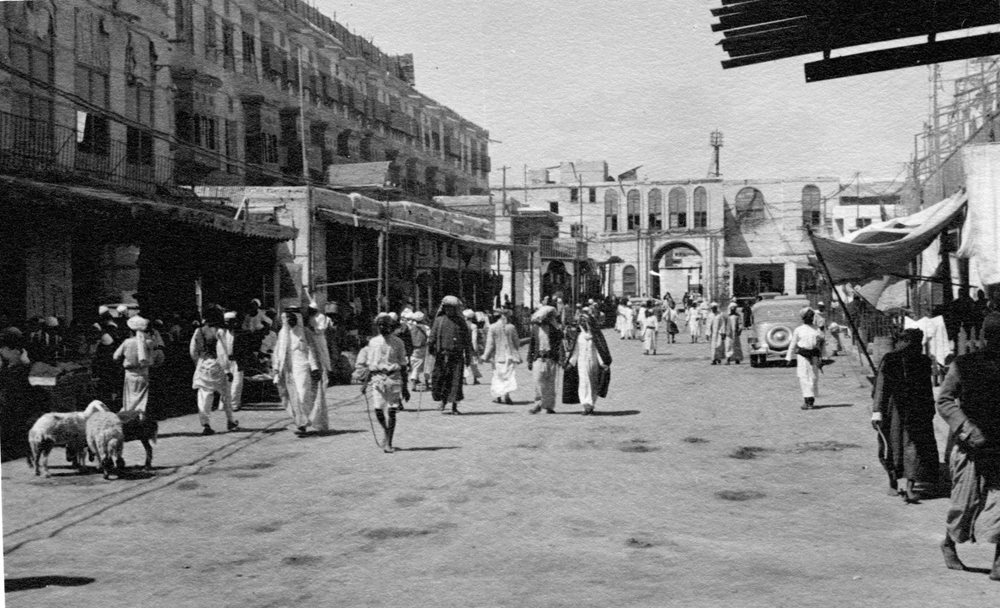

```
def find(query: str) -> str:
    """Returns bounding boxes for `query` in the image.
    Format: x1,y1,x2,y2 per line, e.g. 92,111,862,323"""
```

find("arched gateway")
651,241,703,301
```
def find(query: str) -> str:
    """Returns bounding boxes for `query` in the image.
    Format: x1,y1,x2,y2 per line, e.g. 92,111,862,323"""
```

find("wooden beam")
804,31,1000,81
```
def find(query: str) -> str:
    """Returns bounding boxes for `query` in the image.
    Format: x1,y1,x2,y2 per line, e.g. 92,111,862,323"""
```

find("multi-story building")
0,0,296,321
0,0,493,321
498,161,847,305
721,177,841,301
166,0,490,197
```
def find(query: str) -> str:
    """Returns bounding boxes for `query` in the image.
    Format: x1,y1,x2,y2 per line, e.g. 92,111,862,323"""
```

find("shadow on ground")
395,446,460,452
5,576,95,592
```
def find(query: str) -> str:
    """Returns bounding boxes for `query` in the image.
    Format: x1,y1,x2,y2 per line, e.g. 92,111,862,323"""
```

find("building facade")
0,1,296,322
165,0,490,197
0,0,491,321
498,162,851,305
496,162,727,303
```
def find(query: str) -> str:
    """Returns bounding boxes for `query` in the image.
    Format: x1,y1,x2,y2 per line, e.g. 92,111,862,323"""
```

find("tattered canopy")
811,191,967,284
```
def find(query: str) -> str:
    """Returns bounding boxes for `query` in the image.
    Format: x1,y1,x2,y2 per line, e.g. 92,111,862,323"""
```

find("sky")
318,0,943,186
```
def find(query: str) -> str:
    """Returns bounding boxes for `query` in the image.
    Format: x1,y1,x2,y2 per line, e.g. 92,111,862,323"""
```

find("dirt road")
3,332,997,607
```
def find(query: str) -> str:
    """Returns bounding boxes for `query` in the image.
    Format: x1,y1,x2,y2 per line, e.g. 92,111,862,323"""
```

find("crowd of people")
5,286,1000,581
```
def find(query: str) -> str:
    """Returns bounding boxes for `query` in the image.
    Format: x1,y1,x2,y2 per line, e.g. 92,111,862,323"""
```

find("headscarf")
127,315,150,365
435,295,462,318
531,305,556,324
272,311,316,375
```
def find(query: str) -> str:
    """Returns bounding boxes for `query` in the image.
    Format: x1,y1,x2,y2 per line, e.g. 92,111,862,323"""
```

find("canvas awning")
0,175,297,241
811,191,967,284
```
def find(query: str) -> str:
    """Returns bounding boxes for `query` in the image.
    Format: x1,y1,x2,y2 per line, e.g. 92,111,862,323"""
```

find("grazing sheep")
27,400,108,477
86,410,125,480
116,410,158,471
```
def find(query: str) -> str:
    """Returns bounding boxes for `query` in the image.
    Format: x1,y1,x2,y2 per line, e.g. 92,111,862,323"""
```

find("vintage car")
748,294,812,367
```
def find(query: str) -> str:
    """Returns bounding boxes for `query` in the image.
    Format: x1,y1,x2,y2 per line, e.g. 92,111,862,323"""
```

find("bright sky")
318,0,938,186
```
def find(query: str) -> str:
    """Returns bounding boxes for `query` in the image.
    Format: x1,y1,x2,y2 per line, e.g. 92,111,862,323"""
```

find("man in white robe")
272,302,322,436
481,308,521,404
786,307,825,410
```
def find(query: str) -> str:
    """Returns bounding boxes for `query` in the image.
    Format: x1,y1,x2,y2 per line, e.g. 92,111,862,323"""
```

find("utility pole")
709,130,724,178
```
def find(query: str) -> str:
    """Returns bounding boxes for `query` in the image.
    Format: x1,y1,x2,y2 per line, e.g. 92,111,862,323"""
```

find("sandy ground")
3,329,999,607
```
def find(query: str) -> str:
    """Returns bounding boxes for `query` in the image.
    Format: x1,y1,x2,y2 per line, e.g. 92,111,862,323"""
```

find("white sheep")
86,410,125,480
27,400,108,477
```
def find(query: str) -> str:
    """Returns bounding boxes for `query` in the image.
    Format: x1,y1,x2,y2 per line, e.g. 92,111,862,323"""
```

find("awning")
0,175,297,241
316,206,387,232
958,144,1000,285
811,191,967,284
388,217,515,250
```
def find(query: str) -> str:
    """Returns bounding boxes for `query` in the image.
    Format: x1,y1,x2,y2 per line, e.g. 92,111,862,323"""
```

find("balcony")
540,237,585,260
0,110,173,198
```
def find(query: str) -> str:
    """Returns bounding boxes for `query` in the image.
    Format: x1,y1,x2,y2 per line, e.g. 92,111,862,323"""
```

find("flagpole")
807,227,877,376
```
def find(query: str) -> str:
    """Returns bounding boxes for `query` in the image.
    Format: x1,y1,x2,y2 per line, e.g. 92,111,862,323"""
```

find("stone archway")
652,241,703,301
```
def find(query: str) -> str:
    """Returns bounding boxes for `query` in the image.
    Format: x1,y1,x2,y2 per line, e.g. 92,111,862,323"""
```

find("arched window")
622,264,637,297
802,185,821,227
668,187,687,229
648,188,663,230
604,190,619,231
735,187,765,221
693,187,708,229
626,189,641,230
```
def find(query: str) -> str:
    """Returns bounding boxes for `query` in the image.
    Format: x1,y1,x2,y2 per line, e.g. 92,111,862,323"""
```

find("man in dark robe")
428,296,472,415
871,328,939,502
937,313,1000,580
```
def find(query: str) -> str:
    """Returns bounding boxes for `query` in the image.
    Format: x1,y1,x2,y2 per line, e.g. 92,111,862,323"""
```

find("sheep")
115,410,158,471
27,400,108,477
85,410,125,480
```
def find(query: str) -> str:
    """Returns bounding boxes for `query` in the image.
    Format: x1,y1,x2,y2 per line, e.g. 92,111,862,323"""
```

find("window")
174,0,193,51
856,217,872,229
570,188,579,203
222,21,235,70
549,201,559,214
570,223,584,239
225,119,238,173
604,190,618,231
337,130,351,158
76,111,110,155
9,38,53,122
802,185,822,227
241,20,256,78
589,187,597,203
734,187,766,221
622,265,637,297
693,186,708,229
648,188,663,230
626,189,641,230
668,187,687,229
203,7,217,54
126,127,154,165
263,133,278,164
